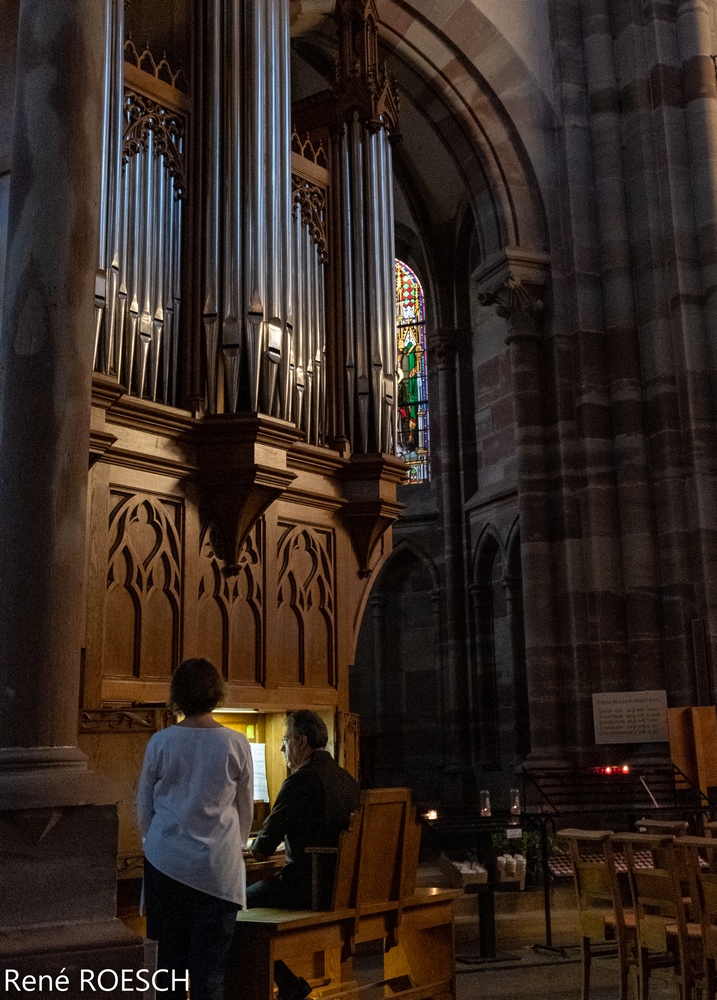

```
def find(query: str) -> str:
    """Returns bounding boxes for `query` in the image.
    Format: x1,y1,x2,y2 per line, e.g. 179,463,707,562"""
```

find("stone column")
0,0,151,985
426,328,473,795
676,0,717,686
503,573,530,762
468,581,499,771
474,249,565,761
580,0,664,693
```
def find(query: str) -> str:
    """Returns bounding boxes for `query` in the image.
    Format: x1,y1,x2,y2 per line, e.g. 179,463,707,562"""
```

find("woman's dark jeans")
143,859,239,1000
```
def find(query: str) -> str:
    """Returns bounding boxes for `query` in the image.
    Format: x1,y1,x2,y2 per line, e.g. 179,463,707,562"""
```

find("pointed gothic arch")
350,539,444,799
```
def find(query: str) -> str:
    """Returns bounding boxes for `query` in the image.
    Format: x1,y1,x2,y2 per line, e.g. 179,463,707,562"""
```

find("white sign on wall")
592,690,669,745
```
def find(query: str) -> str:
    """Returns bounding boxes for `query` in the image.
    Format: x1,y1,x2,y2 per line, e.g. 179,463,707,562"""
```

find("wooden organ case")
79,0,404,882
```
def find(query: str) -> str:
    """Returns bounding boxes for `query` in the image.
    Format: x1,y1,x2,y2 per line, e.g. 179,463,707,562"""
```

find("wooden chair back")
558,829,627,940
323,787,421,950
330,788,420,908
676,836,717,969
619,835,683,949
616,832,703,1000
558,828,634,1000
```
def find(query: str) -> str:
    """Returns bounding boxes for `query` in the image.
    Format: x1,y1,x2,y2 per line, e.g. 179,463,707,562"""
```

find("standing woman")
137,658,254,1000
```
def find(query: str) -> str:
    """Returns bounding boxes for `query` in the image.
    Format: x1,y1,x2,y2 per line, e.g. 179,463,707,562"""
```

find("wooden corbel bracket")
89,372,125,466
198,414,301,571
340,454,405,577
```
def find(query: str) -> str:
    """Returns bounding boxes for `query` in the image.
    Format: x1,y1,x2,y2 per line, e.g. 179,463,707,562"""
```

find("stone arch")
291,1,553,328
378,0,553,262
350,539,444,800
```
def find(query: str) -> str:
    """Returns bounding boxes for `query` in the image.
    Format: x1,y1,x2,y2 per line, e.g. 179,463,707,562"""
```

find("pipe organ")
95,1,188,407
82,0,406,872
93,0,398,451
202,0,293,418
291,134,330,446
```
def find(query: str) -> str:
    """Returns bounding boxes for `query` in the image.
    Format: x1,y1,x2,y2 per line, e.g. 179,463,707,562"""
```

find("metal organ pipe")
340,126,356,448
365,125,382,453
349,116,368,452
337,111,398,456
95,0,124,375
203,0,222,413
382,129,397,453
222,0,243,413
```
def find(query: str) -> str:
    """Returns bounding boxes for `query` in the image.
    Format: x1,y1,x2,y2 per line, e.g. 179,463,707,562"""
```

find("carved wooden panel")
78,707,173,871
277,523,336,688
197,519,264,684
104,491,182,679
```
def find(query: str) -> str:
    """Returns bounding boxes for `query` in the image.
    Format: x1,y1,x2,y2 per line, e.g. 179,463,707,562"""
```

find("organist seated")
246,710,360,910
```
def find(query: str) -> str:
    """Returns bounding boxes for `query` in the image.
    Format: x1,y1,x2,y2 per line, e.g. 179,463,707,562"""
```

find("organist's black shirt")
251,749,360,884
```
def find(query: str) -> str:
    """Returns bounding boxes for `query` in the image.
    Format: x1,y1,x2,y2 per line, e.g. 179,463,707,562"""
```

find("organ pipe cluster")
291,141,330,447
338,117,397,453
95,1,185,408
202,0,293,417
93,0,400,460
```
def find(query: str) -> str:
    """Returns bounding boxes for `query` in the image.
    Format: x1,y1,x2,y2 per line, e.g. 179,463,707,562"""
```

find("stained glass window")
395,260,429,483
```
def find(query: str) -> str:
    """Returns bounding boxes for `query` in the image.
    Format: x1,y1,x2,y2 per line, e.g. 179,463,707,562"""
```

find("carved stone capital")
425,329,470,370
474,246,550,343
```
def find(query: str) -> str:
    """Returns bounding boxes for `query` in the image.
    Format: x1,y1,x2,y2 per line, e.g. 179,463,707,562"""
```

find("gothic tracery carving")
198,519,264,684
292,177,328,262
105,492,182,679
277,524,337,686
122,91,187,197
124,38,189,93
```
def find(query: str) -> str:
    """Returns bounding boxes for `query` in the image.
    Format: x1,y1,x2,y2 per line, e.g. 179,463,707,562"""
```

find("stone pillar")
580,0,664,693
676,0,717,688
474,249,565,761
0,0,152,987
503,573,530,762
468,581,499,771
426,328,473,795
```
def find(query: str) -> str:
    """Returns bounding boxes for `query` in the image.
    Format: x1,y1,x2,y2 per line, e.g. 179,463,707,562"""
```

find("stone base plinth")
0,750,157,999
0,922,156,1000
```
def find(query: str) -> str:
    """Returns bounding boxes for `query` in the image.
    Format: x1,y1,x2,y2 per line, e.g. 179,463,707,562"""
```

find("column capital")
474,246,550,343
426,328,470,369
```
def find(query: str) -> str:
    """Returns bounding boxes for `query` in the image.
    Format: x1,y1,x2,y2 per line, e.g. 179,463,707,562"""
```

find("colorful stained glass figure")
395,260,429,483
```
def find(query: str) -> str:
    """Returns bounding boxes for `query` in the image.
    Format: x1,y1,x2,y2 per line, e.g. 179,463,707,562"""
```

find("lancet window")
395,260,429,483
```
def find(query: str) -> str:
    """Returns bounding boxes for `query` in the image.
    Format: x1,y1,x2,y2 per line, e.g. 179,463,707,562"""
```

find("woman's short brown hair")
169,658,224,716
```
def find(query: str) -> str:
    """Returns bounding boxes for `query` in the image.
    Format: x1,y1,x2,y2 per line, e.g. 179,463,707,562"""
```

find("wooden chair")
615,833,703,1000
676,835,717,1000
228,788,458,1000
634,819,693,918
557,829,635,1000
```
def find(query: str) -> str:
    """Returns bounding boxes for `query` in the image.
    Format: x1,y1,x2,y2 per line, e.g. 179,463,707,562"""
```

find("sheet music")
250,743,270,802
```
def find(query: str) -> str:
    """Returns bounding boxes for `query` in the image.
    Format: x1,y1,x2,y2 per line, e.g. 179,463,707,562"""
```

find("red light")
604,766,613,775
622,765,630,774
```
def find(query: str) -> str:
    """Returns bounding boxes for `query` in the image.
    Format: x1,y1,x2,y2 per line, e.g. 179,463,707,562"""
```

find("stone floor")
354,877,680,1000
451,884,679,1000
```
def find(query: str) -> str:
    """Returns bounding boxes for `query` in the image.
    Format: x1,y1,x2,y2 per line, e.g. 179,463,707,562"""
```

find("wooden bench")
227,788,459,1000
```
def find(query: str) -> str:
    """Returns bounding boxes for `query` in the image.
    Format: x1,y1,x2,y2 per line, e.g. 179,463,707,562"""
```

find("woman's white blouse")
137,726,254,906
